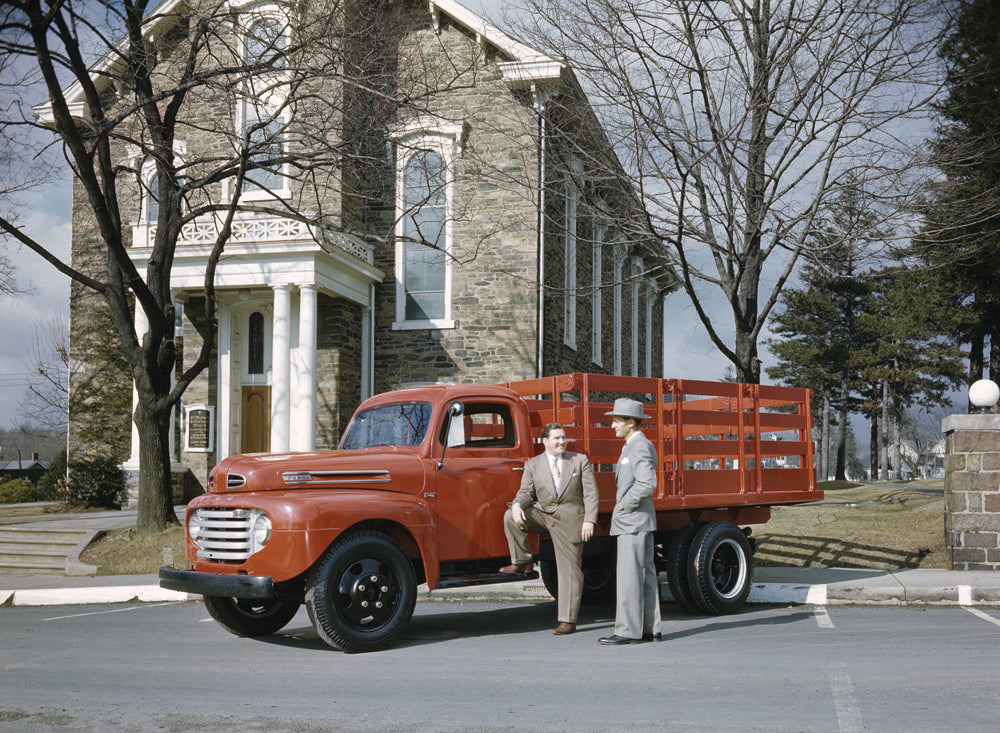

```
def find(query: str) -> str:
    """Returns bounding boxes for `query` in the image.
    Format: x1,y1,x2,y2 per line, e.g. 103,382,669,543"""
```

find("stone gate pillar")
943,412,1000,570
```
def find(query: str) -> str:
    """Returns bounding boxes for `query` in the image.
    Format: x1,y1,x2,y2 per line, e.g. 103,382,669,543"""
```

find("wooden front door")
241,386,271,453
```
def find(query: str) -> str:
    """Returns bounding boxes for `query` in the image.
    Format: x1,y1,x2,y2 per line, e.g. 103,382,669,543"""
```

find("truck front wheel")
203,596,301,637
687,521,753,615
306,530,417,653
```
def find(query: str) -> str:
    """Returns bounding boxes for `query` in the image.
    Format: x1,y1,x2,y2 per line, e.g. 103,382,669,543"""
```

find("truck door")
432,400,526,561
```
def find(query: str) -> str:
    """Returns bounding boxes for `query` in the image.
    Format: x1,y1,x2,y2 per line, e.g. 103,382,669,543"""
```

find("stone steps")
0,527,91,575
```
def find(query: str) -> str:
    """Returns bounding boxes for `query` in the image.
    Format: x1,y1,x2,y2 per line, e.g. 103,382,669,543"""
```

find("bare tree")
19,315,70,430
506,0,944,382
0,0,479,532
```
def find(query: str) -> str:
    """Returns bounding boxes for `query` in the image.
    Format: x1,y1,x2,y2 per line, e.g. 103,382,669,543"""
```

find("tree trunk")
734,329,761,384
836,378,848,481
880,381,890,480
869,407,878,483
819,392,830,481
135,401,179,535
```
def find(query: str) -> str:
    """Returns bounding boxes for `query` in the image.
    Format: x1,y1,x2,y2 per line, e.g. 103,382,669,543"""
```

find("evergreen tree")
916,0,1000,394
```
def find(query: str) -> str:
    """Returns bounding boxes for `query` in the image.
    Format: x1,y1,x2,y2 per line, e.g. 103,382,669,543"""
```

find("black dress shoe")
641,632,662,642
598,634,636,645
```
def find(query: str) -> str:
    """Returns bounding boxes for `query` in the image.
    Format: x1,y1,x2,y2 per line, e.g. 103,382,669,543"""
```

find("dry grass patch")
80,526,186,576
753,481,947,569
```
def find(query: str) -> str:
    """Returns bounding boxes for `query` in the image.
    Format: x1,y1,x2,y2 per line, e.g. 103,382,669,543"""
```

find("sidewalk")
3,507,1000,608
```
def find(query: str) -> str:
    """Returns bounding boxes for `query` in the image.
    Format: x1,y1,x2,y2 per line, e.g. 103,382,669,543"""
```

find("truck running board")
435,570,539,589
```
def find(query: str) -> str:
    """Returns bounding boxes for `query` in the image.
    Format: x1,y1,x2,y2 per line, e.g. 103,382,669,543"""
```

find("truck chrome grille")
227,473,247,489
191,507,254,562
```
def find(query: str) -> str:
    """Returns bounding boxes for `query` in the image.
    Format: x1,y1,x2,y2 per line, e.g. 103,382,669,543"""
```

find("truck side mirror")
438,401,465,468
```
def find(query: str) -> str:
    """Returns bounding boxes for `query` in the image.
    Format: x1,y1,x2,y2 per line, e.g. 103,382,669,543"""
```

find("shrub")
67,456,125,508
0,478,47,504
36,449,68,502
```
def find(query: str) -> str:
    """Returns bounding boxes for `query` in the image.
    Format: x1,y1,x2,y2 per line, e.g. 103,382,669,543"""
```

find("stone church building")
63,0,673,502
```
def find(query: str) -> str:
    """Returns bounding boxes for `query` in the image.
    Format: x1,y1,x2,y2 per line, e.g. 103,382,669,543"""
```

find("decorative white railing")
133,213,374,265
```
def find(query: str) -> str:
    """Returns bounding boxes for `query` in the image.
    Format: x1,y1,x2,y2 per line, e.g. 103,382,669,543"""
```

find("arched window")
400,150,447,321
248,311,265,375
244,17,285,66
145,174,159,223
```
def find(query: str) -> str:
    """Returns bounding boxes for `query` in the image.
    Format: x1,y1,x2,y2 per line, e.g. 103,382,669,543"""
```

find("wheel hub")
337,558,398,627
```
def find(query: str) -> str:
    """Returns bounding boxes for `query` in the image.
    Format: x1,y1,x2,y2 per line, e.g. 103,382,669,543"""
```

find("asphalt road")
3,598,1000,732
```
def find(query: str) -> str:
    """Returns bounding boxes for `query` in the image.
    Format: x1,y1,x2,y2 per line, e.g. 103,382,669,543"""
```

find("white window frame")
563,176,579,349
613,244,625,374
645,283,654,377
630,257,642,376
391,124,461,331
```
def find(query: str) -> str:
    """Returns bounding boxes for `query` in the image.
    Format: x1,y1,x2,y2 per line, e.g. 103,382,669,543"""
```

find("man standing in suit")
500,422,599,635
599,398,662,645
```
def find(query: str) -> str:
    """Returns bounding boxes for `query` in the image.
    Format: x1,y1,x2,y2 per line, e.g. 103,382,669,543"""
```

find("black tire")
539,554,616,605
306,530,417,653
203,596,301,637
666,522,703,614
687,521,753,615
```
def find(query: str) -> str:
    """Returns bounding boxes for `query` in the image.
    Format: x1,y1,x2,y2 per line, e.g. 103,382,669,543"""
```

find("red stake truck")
160,373,821,652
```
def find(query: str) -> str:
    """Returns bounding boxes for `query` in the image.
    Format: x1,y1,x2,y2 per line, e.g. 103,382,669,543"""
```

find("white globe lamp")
969,379,1000,413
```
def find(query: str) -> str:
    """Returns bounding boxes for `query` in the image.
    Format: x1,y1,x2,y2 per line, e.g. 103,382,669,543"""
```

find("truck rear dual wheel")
666,522,703,614
686,521,753,615
203,596,301,637
306,530,417,653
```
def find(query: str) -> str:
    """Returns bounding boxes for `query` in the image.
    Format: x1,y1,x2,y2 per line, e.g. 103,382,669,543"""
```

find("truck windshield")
339,401,433,449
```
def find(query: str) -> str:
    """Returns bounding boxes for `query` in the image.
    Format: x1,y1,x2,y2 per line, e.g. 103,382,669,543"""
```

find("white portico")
127,214,383,466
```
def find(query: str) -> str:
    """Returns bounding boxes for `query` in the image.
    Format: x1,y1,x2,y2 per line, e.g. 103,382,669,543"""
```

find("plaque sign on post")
185,404,215,453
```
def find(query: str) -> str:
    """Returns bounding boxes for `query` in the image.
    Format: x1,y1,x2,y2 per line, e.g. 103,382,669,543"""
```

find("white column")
271,284,292,452
295,283,317,451
126,303,150,467
217,302,233,459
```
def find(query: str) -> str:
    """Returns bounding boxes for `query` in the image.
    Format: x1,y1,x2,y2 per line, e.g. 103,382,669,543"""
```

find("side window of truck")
441,403,516,448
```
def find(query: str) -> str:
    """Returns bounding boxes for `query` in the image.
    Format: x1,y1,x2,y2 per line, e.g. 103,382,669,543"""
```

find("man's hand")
581,521,595,542
511,502,527,530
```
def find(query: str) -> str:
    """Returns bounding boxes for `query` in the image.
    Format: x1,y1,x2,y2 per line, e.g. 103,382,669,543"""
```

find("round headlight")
188,512,204,547
252,512,272,550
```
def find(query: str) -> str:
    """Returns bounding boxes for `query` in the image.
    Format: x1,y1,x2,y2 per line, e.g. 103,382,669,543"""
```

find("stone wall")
943,414,1000,570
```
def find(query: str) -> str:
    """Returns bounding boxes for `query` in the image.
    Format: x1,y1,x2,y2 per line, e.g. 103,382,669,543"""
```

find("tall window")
563,179,578,349
239,12,289,197
248,311,265,375
613,246,624,374
631,258,642,377
400,150,447,322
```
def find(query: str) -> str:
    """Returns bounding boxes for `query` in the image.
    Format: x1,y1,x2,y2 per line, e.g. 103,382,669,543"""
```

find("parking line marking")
815,607,835,628
964,607,1000,628
830,664,862,733
42,602,183,622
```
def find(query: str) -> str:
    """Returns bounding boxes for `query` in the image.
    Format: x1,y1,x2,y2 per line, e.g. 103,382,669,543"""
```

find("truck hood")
210,450,427,495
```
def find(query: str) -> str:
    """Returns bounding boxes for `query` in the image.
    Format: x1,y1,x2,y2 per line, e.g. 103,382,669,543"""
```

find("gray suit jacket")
610,431,658,536
513,451,599,527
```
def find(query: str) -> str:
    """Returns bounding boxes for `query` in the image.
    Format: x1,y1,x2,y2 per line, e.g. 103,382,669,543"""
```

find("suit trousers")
504,505,585,623
614,531,661,638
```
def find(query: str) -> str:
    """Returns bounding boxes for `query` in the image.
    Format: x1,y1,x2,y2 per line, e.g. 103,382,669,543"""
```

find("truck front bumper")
158,567,276,599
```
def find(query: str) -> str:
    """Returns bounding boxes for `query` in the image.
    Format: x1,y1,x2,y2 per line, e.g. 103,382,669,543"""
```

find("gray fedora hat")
604,397,649,421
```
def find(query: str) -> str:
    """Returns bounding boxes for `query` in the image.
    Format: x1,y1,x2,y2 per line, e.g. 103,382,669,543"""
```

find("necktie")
552,458,561,490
